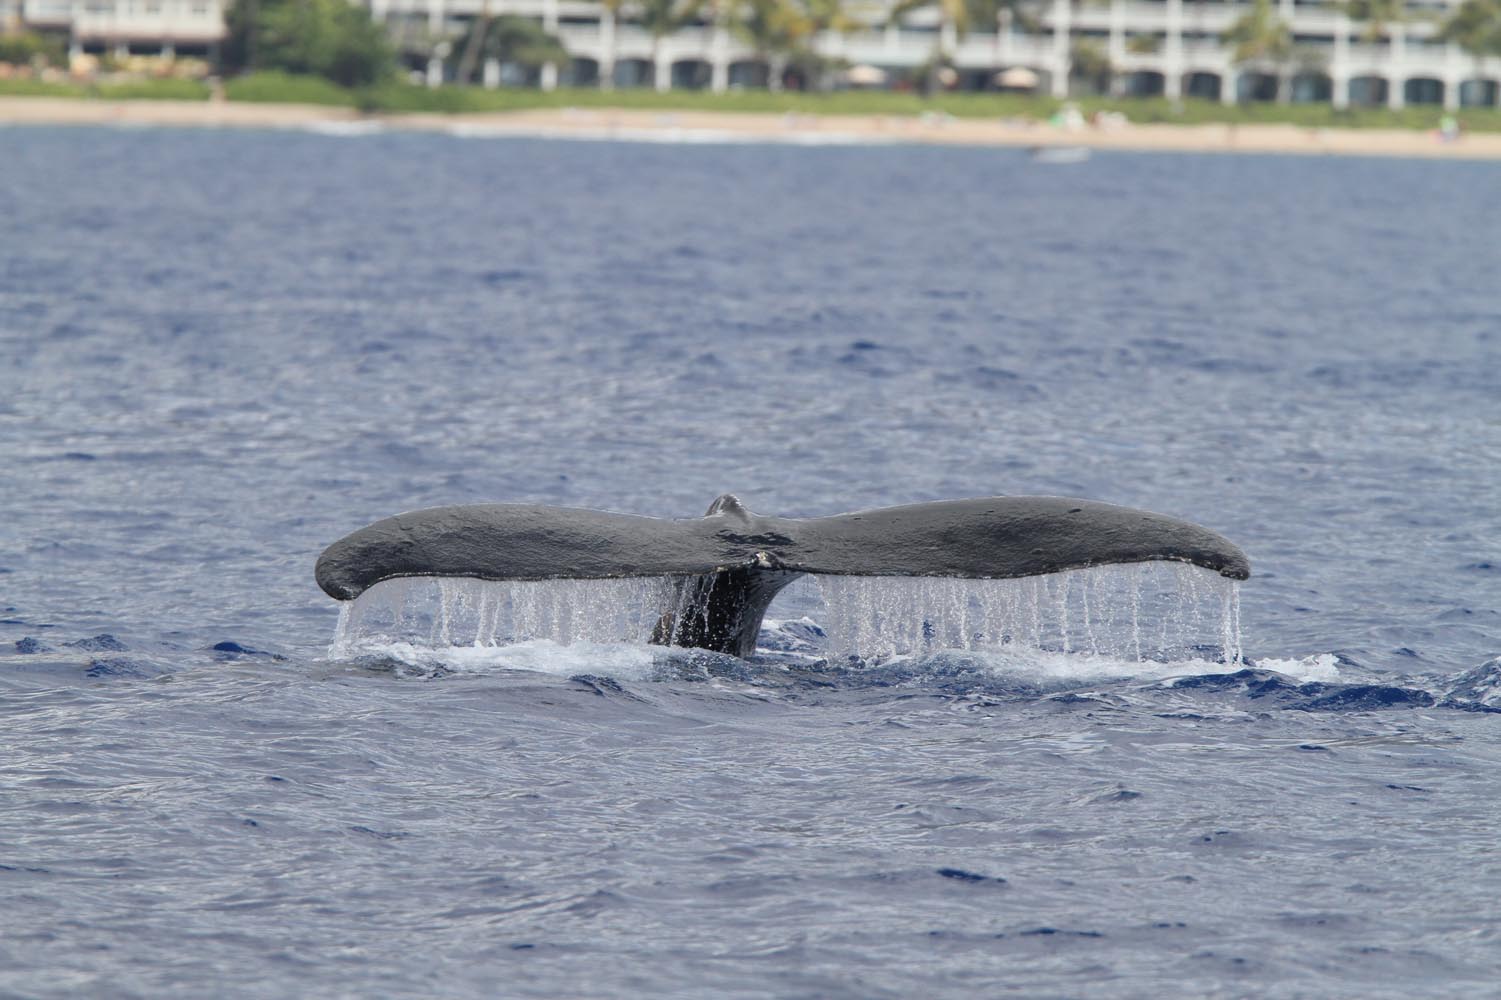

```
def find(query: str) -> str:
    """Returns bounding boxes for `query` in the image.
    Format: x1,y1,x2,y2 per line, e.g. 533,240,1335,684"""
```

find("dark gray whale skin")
316,495,1250,657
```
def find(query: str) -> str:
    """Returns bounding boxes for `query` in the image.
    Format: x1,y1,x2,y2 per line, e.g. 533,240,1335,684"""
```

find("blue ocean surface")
1,126,1498,998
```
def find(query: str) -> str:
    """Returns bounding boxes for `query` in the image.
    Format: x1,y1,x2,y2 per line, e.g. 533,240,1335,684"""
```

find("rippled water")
2,127,1499,998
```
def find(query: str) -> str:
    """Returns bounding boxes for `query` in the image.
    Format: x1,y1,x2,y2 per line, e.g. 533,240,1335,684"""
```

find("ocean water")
2,126,1499,998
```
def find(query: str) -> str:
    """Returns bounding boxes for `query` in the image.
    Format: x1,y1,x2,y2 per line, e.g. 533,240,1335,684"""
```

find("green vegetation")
0,77,83,98
0,76,210,100
452,15,569,86
222,0,394,87
1223,0,1294,69
1069,39,1111,96
1439,0,1501,60
1339,0,1408,43
4,74,1497,132
180,80,1501,131
0,30,66,68
884,0,1035,94
731,0,851,90
224,70,357,105
95,78,212,100
1221,0,1300,102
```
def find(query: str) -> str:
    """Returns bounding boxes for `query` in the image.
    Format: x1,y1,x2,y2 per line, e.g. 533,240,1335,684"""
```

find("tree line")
3,0,1500,95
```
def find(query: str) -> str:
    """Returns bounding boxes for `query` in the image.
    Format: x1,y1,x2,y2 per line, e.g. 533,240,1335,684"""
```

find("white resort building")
4,0,227,59
4,0,1498,109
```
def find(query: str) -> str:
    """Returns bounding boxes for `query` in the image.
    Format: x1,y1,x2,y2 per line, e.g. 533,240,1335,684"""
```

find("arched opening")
565,57,599,88
498,62,539,87
1347,75,1387,106
958,67,998,92
1068,44,1112,96
1403,77,1444,105
1122,70,1165,97
671,58,711,90
1237,71,1279,103
612,58,653,89
728,59,768,89
1184,71,1222,101
1290,72,1331,103
1459,78,1499,107
781,64,810,91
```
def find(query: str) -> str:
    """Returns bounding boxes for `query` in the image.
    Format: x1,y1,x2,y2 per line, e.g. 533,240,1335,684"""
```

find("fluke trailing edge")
316,495,1249,657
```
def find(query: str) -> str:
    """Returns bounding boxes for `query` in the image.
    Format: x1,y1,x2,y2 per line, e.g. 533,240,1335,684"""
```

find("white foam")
1251,653,1342,683
881,646,1245,686
442,122,894,147
355,638,666,680
301,121,385,137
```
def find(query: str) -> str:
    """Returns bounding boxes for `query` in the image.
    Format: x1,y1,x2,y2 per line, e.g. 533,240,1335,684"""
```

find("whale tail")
315,494,1250,657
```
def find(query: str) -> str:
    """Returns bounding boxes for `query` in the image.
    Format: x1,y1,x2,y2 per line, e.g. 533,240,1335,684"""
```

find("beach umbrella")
995,66,1040,89
844,64,888,86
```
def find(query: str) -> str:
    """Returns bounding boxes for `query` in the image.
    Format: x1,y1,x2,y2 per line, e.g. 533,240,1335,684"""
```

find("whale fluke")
316,495,1250,657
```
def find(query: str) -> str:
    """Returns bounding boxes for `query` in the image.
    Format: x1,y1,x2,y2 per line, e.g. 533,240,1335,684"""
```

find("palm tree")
732,0,797,90
802,0,849,30
887,0,1041,95
639,0,704,91
449,14,570,86
1440,0,1501,105
731,0,851,90
1223,0,1293,102
1439,0,1501,62
1338,0,1405,105
792,0,854,89
1339,0,1407,44
885,0,974,94
701,0,726,90
1070,37,1111,94
886,0,986,47
454,0,493,85
599,0,624,89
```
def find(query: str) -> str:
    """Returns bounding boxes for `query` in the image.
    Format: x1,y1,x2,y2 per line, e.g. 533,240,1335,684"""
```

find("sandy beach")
4,95,1499,160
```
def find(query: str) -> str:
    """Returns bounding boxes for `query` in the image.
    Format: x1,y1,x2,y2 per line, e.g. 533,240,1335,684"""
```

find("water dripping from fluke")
813,563,1242,665
329,576,681,657
326,563,1245,672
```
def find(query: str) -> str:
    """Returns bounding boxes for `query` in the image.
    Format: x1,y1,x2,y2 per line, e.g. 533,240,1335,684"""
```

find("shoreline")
4,96,1499,160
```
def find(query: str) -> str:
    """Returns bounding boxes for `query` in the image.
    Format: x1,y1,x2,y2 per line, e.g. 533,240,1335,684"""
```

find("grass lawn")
4,71,1498,132
0,77,210,100
353,79,1501,132
223,71,356,106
